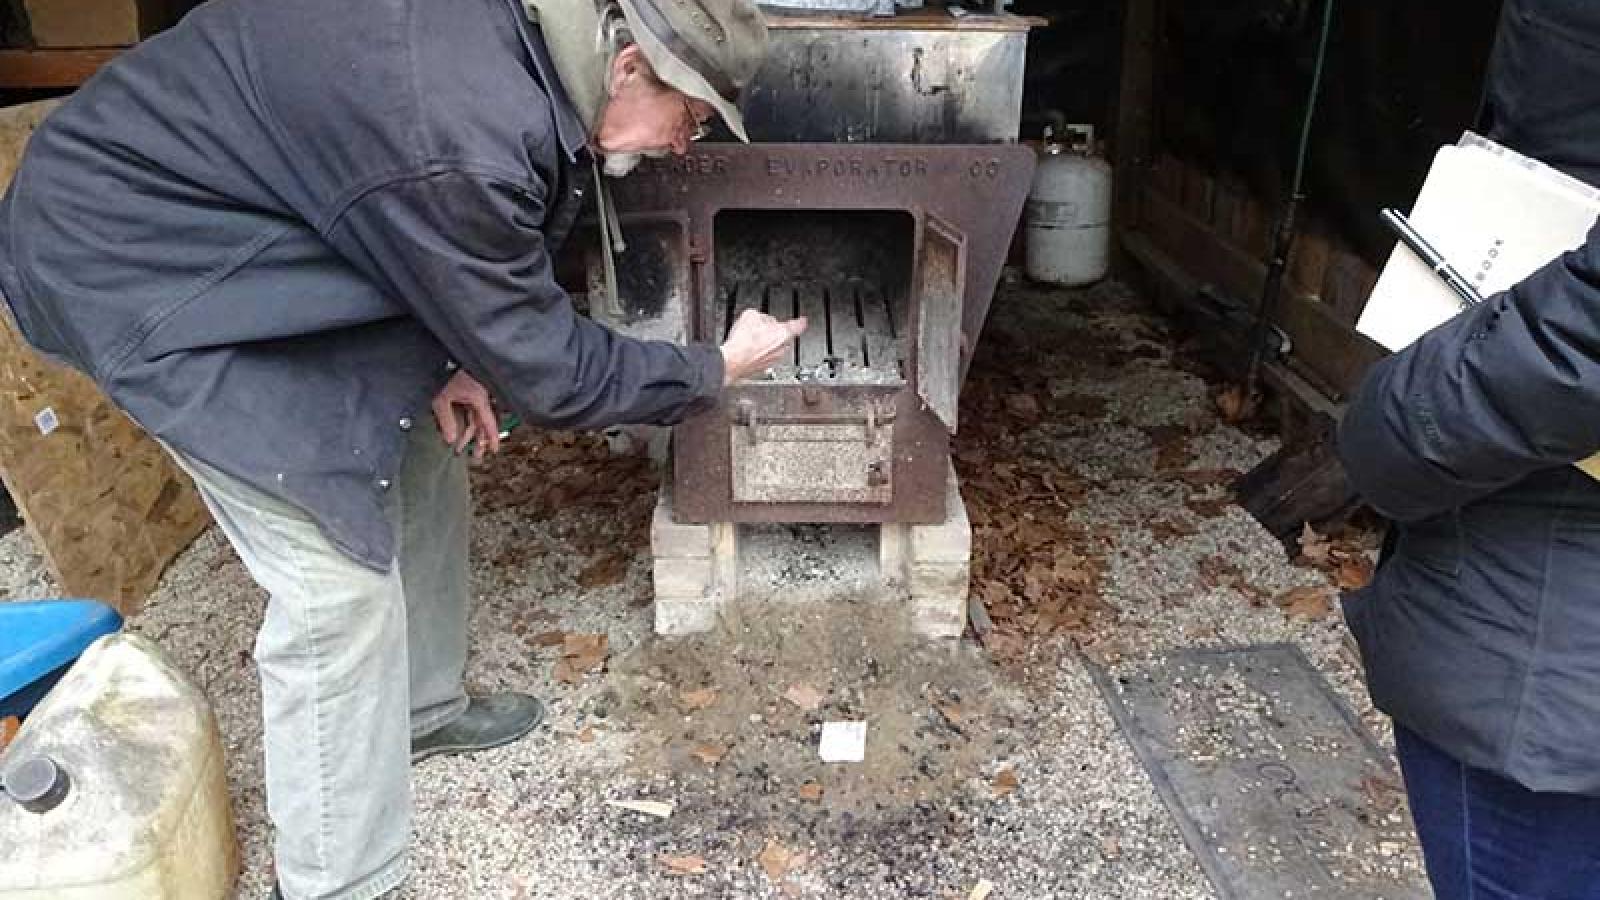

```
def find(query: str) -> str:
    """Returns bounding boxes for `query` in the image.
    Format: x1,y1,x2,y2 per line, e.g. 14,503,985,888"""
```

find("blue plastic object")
0,600,123,721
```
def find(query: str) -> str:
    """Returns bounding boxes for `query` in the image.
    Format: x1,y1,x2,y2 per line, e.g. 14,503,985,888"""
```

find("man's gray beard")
602,152,644,177
601,148,670,178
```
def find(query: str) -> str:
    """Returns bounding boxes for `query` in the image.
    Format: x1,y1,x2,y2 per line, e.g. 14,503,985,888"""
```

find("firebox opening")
713,209,913,385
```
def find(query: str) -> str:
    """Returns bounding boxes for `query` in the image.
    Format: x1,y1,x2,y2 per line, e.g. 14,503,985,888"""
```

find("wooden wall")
0,98,208,612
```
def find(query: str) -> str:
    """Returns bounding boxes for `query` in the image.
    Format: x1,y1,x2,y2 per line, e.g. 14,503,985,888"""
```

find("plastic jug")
0,633,238,899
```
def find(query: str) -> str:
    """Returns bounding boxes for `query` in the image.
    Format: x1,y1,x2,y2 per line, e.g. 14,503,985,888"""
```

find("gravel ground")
0,278,1423,899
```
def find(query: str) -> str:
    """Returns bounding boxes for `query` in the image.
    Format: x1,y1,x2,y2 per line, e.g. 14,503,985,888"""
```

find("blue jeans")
1395,723,1600,900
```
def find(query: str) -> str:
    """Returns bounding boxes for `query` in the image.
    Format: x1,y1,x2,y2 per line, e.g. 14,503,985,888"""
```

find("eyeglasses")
683,95,711,142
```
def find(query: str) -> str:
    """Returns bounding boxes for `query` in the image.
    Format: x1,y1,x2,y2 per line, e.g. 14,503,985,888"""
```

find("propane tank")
1025,124,1113,286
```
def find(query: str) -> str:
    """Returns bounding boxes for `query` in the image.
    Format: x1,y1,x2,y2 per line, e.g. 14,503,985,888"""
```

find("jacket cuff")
687,343,725,412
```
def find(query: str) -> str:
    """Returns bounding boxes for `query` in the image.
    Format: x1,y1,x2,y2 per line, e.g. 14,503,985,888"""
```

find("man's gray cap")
524,0,768,142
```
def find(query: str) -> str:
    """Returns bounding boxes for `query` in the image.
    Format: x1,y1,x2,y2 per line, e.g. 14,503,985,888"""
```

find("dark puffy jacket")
1340,0,1600,795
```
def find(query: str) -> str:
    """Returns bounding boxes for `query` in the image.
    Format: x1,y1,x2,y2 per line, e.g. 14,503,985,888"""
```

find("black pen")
1380,207,1486,308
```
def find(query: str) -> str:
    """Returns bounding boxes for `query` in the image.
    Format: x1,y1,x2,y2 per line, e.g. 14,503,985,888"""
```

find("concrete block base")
651,464,972,640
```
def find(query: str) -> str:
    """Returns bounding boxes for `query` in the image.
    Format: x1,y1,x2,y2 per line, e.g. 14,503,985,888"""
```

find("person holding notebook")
1339,2,1600,897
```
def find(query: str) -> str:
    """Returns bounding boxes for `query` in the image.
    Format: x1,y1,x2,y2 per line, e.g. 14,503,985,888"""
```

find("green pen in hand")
463,413,520,457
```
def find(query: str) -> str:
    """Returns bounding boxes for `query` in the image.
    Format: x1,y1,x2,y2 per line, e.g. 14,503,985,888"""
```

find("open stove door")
916,214,967,433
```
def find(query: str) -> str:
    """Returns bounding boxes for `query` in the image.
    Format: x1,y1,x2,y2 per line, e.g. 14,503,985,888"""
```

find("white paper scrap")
605,799,675,818
818,720,867,763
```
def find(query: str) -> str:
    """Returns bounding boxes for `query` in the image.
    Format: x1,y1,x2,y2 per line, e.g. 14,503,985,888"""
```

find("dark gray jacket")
0,0,722,571
1340,0,1600,795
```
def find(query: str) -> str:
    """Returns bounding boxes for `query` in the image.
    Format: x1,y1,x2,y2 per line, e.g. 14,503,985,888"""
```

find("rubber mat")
1090,643,1430,900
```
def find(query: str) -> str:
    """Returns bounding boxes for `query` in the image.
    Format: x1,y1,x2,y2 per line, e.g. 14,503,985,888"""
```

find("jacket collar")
502,0,587,163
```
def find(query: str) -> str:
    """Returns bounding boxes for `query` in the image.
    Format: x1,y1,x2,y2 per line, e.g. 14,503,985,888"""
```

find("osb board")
0,98,209,613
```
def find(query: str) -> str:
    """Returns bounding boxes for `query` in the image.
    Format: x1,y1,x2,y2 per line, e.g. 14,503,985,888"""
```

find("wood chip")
659,854,708,876
0,716,18,754
937,702,966,728
677,688,719,713
969,879,995,900
691,742,727,766
757,839,802,881
783,683,825,712
798,782,824,802
991,768,1019,797
606,799,675,818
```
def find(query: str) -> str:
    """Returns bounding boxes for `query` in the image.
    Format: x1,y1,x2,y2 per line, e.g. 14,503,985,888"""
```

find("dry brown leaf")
690,742,727,766
1299,523,1333,565
783,683,825,712
1336,557,1374,590
0,716,17,754
555,633,608,683
577,726,595,744
531,630,567,648
757,839,800,881
577,551,628,590
937,702,966,728
798,782,824,802
677,688,719,713
1277,585,1333,620
659,854,708,876
1217,384,1253,423
991,768,1020,797
563,632,607,657
1005,393,1041,419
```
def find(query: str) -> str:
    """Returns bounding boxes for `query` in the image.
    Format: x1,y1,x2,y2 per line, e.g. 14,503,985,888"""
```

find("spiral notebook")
1356,132,1600,479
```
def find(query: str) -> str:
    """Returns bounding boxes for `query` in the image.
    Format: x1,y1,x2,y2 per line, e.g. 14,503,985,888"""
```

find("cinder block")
908,464,971,564
910,594,966,639
655,595,722,635
651,486,713,558
907,561,970,601
879,524,910,584
653,557,714,599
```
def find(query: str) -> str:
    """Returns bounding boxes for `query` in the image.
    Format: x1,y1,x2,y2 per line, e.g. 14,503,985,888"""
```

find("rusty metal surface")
673,385,947,524
740,26,1029,143
609,143,1033,523
610,143,1035,382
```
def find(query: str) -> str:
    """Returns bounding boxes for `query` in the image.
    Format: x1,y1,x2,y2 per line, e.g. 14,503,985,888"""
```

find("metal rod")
1244,0,1337,402
1380,207,1485,308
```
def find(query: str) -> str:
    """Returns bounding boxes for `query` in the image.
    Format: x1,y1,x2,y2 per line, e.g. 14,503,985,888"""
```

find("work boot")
411,693,545,764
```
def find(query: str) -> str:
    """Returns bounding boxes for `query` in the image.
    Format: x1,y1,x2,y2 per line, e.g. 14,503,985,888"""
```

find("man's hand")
720,309,807,386
431,370,500,459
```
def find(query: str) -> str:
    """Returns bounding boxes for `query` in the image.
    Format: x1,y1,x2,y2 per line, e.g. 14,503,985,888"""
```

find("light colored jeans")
165,415,471,900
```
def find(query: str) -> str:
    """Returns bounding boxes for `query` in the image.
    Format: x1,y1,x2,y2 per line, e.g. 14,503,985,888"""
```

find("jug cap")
3,755,71,814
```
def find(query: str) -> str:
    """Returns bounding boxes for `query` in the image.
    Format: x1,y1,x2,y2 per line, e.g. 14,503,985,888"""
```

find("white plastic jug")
0,633,238,899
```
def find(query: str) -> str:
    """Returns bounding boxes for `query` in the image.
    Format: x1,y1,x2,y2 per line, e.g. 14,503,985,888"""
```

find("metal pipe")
1243,0,1337,402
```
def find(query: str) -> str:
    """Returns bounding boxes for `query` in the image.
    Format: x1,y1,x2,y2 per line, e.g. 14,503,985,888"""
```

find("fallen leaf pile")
956,353,1111,654
473,430,657,588
1296,522,1376,591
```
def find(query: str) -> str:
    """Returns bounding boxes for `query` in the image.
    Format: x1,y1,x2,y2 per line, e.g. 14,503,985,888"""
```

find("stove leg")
650,486,738,635
880,463,972,639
